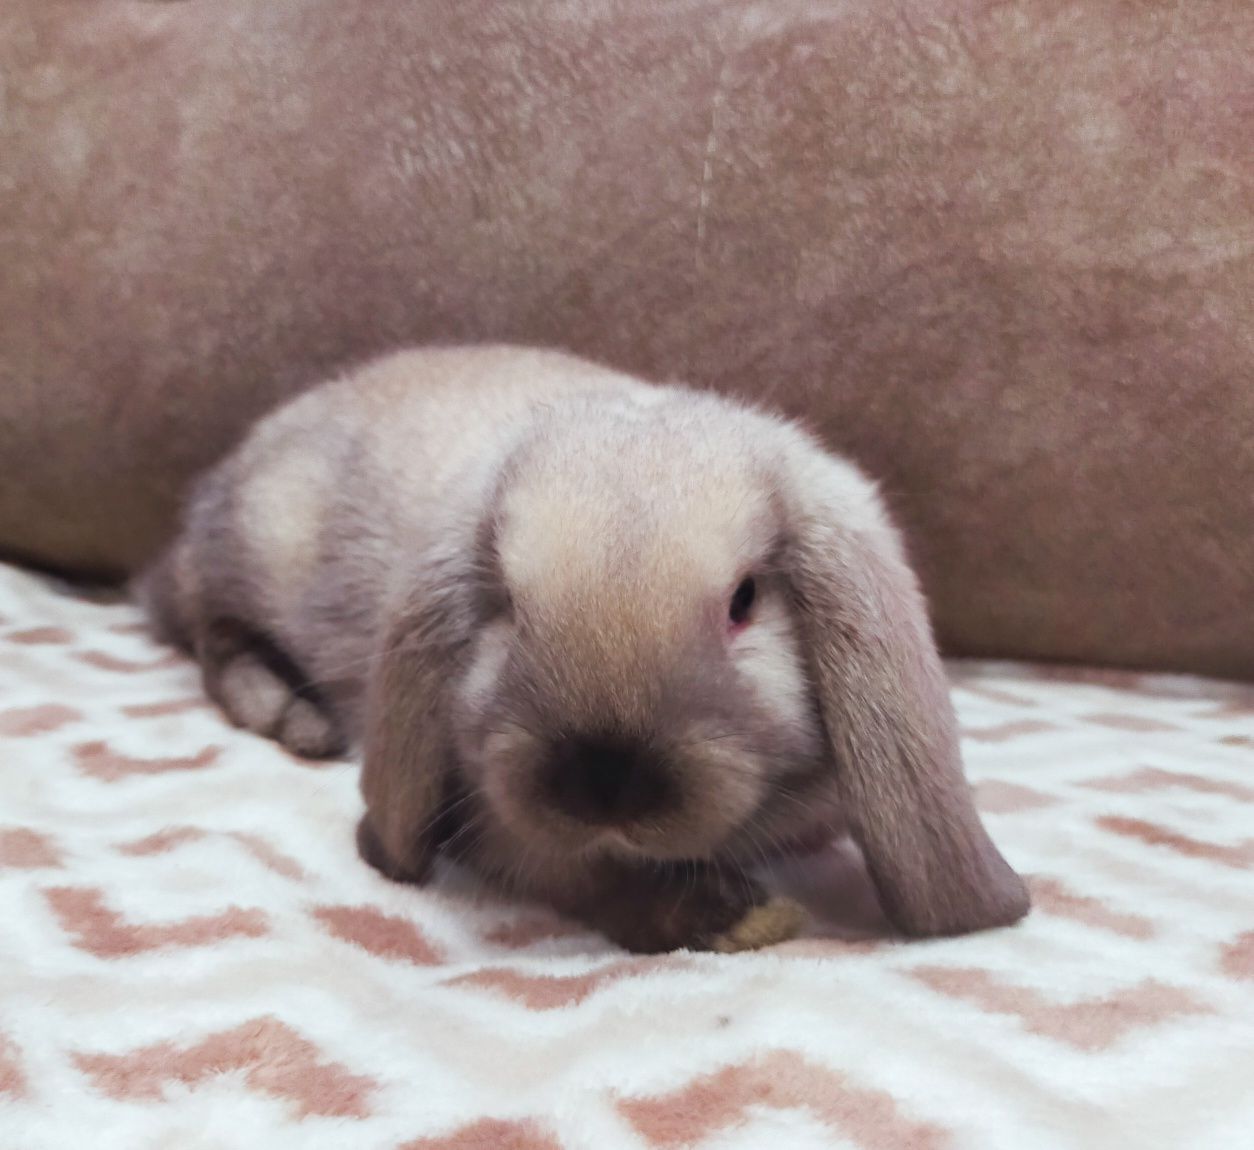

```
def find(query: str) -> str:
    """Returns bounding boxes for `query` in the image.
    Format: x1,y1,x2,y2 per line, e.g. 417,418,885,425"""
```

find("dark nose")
542,735,673,825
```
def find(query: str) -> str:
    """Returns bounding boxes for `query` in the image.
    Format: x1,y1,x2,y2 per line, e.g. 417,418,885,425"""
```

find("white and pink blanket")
1,562,1251,1149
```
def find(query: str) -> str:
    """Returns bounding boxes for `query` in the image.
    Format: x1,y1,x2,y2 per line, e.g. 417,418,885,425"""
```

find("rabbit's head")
359,393,1029,938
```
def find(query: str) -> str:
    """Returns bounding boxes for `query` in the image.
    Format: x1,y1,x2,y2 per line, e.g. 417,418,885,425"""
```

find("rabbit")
137,345,1030,953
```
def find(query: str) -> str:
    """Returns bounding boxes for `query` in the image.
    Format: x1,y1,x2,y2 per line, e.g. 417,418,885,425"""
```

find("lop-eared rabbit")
139,347,1029,953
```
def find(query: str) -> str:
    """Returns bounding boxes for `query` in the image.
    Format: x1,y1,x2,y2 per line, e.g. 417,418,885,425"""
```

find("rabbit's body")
143,347,630,750
141,346,1029,952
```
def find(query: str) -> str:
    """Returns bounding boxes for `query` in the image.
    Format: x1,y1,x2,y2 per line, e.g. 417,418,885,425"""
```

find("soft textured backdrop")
3,0,1253,677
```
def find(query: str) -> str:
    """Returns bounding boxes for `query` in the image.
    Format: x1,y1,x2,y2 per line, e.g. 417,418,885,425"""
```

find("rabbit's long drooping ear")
775,438,1030,936
357,544,477,885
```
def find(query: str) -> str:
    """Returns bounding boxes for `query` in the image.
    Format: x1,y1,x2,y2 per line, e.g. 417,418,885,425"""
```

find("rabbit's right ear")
771,433,1030,937
357,546,477,884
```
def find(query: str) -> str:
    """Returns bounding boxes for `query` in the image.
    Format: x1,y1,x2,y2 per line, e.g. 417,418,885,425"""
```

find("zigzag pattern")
1,563,1252,1147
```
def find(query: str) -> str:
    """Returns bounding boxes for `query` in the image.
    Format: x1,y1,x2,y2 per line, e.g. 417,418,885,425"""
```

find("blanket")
1,562,1251,1148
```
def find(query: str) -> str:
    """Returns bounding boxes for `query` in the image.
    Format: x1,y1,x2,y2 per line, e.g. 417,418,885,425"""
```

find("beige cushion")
2,1,1251,677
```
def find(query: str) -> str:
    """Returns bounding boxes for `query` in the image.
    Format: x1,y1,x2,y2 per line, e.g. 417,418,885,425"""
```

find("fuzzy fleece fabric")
0,560,1252,1150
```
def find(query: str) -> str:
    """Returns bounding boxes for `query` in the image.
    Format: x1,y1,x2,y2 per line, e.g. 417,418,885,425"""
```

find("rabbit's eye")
729,576,756,627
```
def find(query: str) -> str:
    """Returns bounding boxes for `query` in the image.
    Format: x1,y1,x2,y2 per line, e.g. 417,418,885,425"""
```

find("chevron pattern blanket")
1,563,1251,1149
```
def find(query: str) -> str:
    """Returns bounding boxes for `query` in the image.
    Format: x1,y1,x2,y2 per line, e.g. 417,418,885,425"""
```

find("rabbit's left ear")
773,437,1029,937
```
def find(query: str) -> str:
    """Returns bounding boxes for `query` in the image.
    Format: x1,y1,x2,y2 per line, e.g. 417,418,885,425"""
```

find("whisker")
292,647,384,689
404,790,478,850
444,814,489,865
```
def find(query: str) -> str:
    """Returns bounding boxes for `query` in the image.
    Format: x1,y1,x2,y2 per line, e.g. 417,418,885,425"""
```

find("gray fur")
140,346,1029,951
